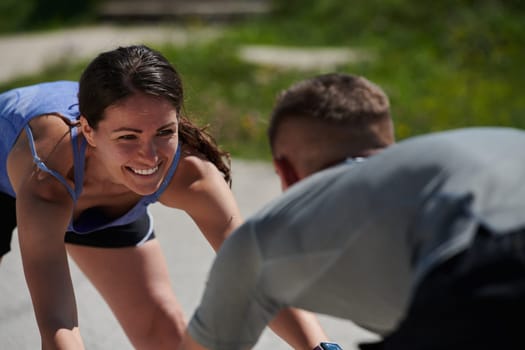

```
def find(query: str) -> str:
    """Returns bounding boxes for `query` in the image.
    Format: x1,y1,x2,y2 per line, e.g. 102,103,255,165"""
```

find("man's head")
268,73,395,190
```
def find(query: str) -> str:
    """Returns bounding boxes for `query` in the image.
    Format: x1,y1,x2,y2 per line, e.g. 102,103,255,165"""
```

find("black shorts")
64,212,156,248
0,192,17,257
0,191,155,256
359,226,525,350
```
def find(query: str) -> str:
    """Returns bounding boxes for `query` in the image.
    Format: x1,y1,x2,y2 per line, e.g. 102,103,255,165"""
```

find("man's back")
265,126,525,329
189,127,525,348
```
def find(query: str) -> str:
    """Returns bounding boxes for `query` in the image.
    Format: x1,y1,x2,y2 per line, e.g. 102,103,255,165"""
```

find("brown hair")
78,44,231,185
268,73,392,153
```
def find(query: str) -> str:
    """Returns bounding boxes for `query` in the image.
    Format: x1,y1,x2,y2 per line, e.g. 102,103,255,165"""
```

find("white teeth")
131,166,158,175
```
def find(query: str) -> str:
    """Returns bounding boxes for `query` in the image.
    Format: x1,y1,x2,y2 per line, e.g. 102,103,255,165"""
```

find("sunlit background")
1,0,523,158
1,1,523,349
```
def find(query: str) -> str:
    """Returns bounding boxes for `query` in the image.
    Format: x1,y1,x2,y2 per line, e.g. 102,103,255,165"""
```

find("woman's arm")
268,309,328,349
178,331,207,350
17,185,84,349
163,154,328,349
159,154,243,250
8,127,85,349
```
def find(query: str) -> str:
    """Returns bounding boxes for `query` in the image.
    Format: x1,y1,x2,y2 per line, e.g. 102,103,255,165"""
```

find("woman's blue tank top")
0,81,181,234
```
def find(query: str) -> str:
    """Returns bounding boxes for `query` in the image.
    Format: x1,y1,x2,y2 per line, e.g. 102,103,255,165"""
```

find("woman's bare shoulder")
8,114,76,195
159,144,227,207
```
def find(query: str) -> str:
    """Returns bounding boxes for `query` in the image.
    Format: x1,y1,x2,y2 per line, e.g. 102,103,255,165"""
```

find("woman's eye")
118,134,137,140
158,129,175,136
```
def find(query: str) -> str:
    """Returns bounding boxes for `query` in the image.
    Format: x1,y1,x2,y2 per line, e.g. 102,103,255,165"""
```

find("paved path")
0,25,378,349
0,25,223,83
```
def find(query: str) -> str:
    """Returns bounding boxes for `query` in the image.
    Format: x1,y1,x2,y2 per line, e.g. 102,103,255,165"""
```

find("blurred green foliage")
0,0,523,159
245,0,525,140
0,0,33,33
0,0,98,32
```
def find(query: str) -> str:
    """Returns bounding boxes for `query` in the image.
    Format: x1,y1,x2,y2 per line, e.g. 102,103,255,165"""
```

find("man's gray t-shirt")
188,127,525,349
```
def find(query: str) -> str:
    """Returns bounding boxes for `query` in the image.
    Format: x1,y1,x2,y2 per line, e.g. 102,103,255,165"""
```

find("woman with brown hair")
0,45,327,349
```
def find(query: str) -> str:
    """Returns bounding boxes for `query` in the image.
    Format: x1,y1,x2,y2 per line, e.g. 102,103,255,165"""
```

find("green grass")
1,0,524,159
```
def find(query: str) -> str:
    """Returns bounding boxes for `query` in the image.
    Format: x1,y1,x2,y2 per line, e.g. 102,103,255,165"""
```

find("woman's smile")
128,164,160,176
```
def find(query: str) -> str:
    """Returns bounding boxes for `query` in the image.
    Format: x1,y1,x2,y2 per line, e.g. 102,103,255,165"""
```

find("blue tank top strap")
144,142,182,204
24,123,86,201
70,125,87,198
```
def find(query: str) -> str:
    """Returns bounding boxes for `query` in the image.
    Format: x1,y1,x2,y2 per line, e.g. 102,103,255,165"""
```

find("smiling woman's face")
81,92,180,195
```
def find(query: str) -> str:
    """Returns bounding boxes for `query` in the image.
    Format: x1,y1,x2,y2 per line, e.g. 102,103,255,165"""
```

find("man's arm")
178,221,332,350
178,308,330,350
178,225,278,350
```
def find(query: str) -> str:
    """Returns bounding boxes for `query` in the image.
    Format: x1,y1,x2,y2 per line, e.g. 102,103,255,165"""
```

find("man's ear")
79,116,96,147
273,156,300,191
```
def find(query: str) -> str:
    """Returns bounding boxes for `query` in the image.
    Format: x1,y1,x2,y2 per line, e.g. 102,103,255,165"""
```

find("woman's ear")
273,155,300,191
79,116,96,147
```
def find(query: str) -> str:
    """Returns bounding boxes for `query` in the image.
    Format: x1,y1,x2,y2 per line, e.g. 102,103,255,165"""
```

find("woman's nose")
139,141,158,163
